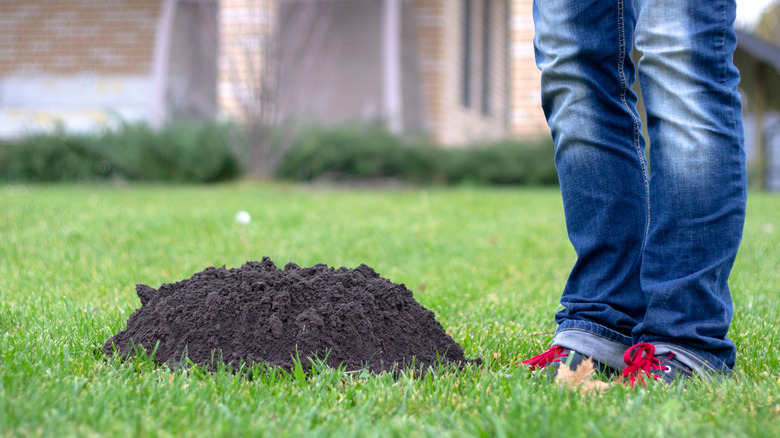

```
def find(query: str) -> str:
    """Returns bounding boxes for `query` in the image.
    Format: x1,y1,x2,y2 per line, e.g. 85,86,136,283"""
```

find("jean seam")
617,0,650,244
719,1,747,205
716,0,727,83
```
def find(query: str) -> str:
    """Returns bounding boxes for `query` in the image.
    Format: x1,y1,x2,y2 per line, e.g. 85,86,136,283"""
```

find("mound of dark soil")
104,257,472,372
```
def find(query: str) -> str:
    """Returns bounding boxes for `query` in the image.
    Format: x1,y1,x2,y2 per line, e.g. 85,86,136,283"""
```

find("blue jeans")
533,0,747,372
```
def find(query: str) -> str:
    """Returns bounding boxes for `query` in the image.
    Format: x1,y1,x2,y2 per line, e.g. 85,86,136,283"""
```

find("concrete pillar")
151,0,178,128
382,0,403,133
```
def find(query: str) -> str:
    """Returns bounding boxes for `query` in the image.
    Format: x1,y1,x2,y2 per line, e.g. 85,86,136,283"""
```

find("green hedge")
274,125,440,183
0,131,109,182
274,124,558,186
0,121,245,183
443,139,558,185
0,121,557,186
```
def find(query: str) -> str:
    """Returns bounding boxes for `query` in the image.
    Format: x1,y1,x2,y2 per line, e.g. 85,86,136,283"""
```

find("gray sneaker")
521,345,620,378
621,342,694,386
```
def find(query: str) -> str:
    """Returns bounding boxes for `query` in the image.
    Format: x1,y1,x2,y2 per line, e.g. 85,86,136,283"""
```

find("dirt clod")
104,257,472,372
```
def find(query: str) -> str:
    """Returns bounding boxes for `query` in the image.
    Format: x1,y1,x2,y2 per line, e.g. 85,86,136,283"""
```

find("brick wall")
509,0,548,139
410,0,445,140
0,1,160,76
218,0,278,121
412,0,510,146
0,1,163,137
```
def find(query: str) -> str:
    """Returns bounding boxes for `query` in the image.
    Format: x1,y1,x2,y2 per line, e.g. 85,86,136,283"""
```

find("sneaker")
621,342,694,386
521,345,619,378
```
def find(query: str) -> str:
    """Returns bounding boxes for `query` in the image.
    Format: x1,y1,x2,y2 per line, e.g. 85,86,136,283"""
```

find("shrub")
275,124,558,186
0,121,557,186
0,130,109,182
444,139,558,186
0,120,246,183
99,121,245,183
274,124,441,183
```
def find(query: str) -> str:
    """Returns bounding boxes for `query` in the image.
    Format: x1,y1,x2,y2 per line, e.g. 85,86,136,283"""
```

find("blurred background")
0,0,778,189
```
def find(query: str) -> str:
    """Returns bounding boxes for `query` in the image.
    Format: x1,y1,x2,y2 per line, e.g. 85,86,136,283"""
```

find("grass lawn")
1,183,778,437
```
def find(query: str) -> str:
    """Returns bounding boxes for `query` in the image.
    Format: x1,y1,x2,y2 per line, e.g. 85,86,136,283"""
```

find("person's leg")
532,0,647,371
632,0,747,373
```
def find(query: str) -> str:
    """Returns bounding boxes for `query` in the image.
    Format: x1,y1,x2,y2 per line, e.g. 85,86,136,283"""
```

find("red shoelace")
520,345,568,370
621,342,674,386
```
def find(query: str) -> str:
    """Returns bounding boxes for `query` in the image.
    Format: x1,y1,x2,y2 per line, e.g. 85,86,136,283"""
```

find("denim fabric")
533,0,747,372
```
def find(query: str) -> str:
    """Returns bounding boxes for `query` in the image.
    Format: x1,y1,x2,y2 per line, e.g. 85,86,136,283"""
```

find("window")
480,0,491,115
461,0,472,108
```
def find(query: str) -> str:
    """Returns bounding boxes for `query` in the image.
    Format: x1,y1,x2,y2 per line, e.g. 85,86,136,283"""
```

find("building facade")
0,1,161,137
0,0,217,138
0,0,548,144
221,0,545,145
509,0,546,138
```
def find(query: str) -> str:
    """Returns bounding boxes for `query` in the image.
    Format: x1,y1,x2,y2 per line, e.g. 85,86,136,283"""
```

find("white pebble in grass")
235,211,251,225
